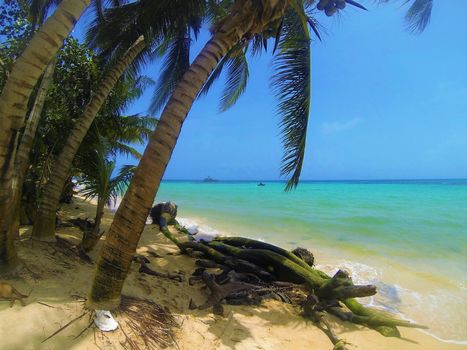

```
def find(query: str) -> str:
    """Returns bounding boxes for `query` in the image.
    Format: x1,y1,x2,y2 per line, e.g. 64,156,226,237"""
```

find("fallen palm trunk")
168,227,427,336
208,237,426,331
213,236,314,271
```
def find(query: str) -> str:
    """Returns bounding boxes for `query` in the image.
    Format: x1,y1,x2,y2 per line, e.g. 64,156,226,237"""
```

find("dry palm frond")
118,295,178,349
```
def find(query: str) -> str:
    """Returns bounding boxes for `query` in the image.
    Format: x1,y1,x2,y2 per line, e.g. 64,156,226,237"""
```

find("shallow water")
155,179,467,343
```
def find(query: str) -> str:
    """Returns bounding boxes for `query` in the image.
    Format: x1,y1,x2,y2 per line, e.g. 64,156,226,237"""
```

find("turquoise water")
155,180,467,342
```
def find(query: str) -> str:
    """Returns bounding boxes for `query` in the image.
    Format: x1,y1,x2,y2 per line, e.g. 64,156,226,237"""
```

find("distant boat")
202,176,218,183
257,182,266,186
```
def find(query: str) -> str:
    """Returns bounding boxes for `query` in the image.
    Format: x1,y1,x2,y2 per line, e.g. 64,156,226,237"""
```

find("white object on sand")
94,310,119,331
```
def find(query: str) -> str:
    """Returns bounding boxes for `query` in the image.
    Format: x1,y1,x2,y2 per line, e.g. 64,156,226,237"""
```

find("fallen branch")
42,311,88,343
162,217,428,338
134,255,184,282
198,271,260,315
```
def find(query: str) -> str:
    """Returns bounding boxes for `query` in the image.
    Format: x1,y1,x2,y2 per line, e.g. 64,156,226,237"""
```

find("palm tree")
0,0,90,268
31,36,147,240
87,0,297,310
76,134,135,253
32,0,206,240
88,0,437,309
10,57,57,239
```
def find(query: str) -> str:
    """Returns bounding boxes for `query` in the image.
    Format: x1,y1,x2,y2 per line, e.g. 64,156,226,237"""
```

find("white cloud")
321,118,362,135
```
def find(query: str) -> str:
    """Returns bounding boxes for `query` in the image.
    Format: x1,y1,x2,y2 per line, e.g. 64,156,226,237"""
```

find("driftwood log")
155,217,428,349
133,255,185,282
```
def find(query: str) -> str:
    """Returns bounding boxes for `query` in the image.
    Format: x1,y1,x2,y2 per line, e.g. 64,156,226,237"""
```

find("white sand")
0,198,465,349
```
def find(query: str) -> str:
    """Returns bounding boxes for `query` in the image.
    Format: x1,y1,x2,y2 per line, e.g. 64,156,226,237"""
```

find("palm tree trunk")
88,0,289,310
92,200,105,239
80,198,106,253
9,57,57,240
32,36,146,240
0,0,90,267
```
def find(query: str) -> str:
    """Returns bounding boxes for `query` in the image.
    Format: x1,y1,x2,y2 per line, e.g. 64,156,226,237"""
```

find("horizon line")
161,177,467,182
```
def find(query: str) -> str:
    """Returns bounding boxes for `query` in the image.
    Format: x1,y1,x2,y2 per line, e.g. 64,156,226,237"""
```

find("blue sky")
75,1,467,181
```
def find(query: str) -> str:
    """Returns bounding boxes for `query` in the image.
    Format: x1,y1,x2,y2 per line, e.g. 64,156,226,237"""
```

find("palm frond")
271,8,311,191
250,33,268,56
77,134,115,203
101,114,157,146
377,0,433,33
150,29,190,114
109,141,142,159
345,0,368,11
219,50,249,112
198,54,228,96
198,42,243,97
403,0,433,33
109,164,136,204
306,15,322,41
27,0,61,28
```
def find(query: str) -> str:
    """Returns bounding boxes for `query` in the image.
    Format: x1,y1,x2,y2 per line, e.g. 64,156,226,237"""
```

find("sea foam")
176,217,221,242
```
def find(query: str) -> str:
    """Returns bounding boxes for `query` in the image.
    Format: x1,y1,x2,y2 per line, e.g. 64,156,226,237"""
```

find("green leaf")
219,50,249,112
271,8,311,191
150,29,190,114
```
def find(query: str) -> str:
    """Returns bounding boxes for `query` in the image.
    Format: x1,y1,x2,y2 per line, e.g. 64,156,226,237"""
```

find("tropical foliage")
0,1,33,90
76,131,137,251
21,37,154,223
0,0,436,311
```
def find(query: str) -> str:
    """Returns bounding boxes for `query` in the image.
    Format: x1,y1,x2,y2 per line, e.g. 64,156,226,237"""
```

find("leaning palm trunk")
88,0,290,310
32,36,146,240
8,57,57,240
0,0,90,268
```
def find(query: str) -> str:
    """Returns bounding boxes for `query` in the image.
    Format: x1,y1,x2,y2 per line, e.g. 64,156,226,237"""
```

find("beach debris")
196,270,260,316
58,217,104,254
94,310,119,331
42,311,89,343
303,295,349,350
167,224,428,348
62,217,95,232
55,235,93,264
291,247,314,267
0,281,28,307
133,255,185,282
119,295,178,349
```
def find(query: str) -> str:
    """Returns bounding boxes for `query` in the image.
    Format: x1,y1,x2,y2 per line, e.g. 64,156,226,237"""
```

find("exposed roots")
169,225,428,348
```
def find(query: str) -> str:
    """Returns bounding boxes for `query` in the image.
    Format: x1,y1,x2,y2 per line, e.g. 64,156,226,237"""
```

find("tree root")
328,305,428,330
169,231,427,339
133,255,185,282
198,271,260,315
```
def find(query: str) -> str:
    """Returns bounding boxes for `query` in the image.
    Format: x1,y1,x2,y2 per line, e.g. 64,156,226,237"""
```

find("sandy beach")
0,197,465,350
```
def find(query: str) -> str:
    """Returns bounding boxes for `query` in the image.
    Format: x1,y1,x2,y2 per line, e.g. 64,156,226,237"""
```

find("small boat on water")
202,176,218,183
258,182,266,186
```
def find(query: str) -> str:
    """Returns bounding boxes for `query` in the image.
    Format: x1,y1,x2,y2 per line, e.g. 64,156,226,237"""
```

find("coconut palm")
0,0,91,269
88,0,438,309
9,57,57,238
31,36,147,240
87,0,304,310
32,0,206,240
76,133,136,253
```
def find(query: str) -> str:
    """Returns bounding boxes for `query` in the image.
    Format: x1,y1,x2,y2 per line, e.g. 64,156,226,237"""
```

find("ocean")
154,179,467,344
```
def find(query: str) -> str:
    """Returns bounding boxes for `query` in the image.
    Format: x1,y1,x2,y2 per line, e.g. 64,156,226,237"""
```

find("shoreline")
175,213,467,345
17,197,461,349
